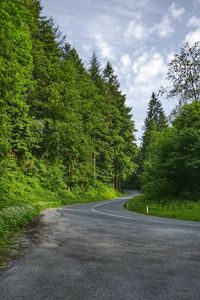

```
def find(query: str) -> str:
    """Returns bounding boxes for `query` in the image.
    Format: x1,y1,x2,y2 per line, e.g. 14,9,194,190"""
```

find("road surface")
0,191,200,300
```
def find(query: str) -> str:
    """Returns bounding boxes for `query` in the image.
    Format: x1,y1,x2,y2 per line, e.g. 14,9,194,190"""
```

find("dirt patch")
0,208,59,271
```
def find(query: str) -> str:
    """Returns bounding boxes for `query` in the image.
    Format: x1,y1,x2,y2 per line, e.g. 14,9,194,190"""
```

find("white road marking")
91,199,200,227
91,200,134,220
58,198,200,228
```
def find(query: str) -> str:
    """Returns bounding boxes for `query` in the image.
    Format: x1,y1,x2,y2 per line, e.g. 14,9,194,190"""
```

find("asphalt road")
0,191,200,300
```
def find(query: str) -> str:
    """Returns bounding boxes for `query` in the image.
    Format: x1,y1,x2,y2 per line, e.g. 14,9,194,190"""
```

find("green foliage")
142,102,200,201
141,92,168,163
0,160,118,266
0,0,33,158
0,0,137,265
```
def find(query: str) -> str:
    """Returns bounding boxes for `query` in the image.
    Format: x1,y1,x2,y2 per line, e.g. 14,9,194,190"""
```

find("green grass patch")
125,195,200,221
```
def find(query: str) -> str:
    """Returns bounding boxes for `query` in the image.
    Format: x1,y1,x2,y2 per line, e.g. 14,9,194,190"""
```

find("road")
0,191,200,300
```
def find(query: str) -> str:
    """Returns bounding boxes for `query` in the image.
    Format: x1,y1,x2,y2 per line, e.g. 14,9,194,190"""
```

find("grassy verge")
0,178,119,267
125,195,200,221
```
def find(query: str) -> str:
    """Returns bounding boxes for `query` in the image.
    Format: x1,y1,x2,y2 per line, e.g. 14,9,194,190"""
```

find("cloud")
153,15,174,38
94,35,115,60
185,16,200,45
121,54,132,69
132,52,167,84
152,3,185,38
125,2,185,41
125,20,146,40
187,16,200,28
185,28,200,45
168,2,185,20
116,50,169,142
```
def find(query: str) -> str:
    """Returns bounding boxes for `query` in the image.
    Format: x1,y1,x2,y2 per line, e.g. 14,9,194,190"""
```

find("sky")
41,0,200,143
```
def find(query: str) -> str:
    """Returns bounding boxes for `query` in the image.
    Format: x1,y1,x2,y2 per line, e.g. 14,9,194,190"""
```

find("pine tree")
0,0,33,158
103,61,120,90
27,1,64,159
59,46,95,187
103,62,137,188
88,52,105,91
141,92,168,162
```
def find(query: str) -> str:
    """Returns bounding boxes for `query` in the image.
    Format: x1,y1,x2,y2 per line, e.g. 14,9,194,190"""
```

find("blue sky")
41,0,200,142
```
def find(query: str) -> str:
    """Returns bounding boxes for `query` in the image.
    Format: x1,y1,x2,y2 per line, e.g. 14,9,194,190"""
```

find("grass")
0,175,119,267
125,194,200,221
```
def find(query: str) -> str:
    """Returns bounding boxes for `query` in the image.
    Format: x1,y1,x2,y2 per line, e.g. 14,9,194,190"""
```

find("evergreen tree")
89,54,114,182
103,61,120,90
88,52,105,90
141,92,167,163
103,62,137,188
0,0,138,190
0,0,33,158
27,2,64,159
59,46,95,187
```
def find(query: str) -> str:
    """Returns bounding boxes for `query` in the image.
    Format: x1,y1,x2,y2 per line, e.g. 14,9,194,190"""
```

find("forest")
0,0,137,261
0,0,200,264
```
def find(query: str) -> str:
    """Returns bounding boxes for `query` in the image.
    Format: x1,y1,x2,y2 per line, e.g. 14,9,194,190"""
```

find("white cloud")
168,2,185,20
185,28,200,45
153,15,174,38
133,52,167,84
153,3,185,38
185,15,200,45
125,2,185,41
187,16,200,28
125,20,146,40
93,35,115,60
121,54,132,69
116,50,169,142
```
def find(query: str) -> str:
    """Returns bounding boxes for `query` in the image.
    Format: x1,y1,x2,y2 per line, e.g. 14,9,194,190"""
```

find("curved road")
0,191,200,299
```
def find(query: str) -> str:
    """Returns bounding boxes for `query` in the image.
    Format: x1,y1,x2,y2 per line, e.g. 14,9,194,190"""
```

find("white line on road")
91,199,200,227
57,197,200,227
91,200,134,220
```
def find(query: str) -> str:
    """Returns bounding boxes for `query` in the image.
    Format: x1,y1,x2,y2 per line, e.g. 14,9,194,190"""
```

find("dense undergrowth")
0,158,119,266
125,195,200,221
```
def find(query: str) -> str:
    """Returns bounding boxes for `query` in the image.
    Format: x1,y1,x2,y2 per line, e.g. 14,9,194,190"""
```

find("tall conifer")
141,92,168,162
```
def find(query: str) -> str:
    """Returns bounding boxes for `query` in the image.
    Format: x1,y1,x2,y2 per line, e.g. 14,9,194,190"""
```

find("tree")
0,0,33,158
141,92,167,163
27,3,64,159
167,42,200,105
88,52,104,90
142,101,200,200
103,62,137,188
0,0,138,191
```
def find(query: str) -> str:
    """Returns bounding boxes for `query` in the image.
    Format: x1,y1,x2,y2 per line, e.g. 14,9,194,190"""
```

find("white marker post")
146,205,149,214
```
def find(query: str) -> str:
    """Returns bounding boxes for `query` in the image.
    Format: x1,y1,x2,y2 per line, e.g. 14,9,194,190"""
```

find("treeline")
0,0,137,192
139,42,200,201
